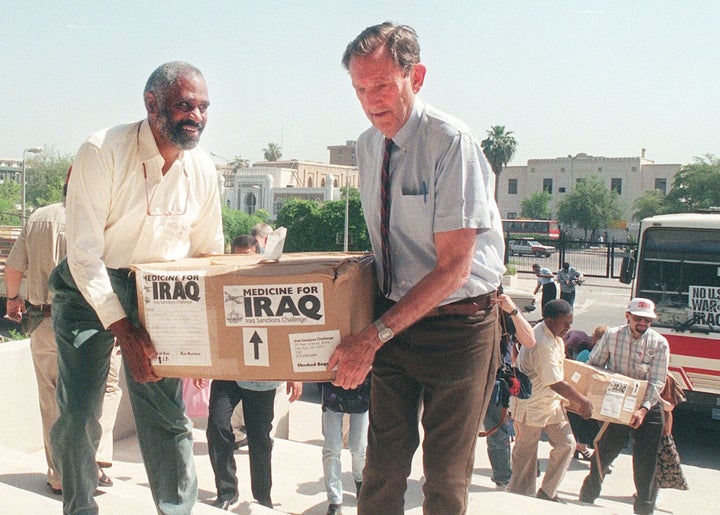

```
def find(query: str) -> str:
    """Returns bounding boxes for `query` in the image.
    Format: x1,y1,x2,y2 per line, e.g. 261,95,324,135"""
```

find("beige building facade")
498,151,680,232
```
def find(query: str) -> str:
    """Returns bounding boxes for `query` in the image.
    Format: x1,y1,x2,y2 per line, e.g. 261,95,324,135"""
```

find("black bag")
497,312,532,401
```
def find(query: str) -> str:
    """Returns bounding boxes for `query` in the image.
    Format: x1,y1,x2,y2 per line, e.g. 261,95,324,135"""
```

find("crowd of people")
4,20,678,515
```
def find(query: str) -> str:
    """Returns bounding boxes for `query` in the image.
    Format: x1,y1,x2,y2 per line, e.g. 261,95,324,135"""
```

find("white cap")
627,298,657,319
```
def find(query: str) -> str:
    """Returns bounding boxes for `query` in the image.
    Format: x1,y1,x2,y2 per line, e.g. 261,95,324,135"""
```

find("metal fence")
505,233,636,279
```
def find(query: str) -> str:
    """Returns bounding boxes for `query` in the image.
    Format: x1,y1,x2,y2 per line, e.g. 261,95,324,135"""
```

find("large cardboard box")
564,359,648,425
133,252,376,381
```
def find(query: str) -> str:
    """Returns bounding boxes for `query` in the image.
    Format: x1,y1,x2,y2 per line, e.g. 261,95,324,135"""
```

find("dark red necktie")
381,138,394,296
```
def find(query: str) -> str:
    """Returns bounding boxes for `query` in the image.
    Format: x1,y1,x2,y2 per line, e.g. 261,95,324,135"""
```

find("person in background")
508,299,593,503
4,186,122,494
556,262,583,307
579,298,669,515
251,223,273,253
49,61,224,514
482,293,536,491
205,235,303,510
532,263,556,308
564,325,608,461
329,22,505,514
320,375,371,515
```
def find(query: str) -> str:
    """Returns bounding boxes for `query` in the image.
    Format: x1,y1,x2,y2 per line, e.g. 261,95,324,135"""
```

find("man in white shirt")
49,61,224,515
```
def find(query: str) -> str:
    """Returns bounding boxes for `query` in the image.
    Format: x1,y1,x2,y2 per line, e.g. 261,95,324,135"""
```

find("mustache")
178,120,204,131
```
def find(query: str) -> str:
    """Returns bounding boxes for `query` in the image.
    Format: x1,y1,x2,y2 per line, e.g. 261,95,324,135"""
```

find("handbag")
655,433,689,490
182,378,212,418
497,313,532,401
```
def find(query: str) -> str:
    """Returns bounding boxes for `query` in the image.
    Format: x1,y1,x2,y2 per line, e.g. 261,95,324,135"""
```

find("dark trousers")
206,380,276,506
359,304,499,515
560,290,576,307
580,405,664,514
541,282,557,307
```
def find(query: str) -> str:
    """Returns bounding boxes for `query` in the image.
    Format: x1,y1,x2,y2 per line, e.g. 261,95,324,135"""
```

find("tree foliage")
0,181,21,225
274,195,369,252
221,206,270,250
262,143,283,162
520,191,553,220
632,189,669,221
26,147,74,209
557,175,624,238
480,125,517,201
665,154,720,212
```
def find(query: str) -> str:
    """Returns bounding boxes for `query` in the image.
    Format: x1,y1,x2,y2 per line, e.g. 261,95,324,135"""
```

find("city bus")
620,212,720,420
502,219,560,240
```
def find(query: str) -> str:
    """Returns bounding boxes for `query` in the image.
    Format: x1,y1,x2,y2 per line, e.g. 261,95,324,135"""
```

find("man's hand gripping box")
564,359,648,425
133,252,376,381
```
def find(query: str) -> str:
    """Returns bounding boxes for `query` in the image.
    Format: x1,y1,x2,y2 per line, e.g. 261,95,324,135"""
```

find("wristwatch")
510,309,519,316
374,319,394,343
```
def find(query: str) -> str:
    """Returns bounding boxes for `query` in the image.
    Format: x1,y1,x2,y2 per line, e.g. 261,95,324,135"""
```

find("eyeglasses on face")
630,314,653,323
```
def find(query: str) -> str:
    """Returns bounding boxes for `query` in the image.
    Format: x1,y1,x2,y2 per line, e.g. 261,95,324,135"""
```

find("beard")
159,108,204,150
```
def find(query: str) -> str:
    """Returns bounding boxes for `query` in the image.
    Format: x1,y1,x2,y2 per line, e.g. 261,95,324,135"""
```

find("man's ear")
411,63,427,94
144,91,158,114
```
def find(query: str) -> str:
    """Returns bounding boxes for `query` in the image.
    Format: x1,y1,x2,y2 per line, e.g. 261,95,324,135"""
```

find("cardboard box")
564,359,648,425
133,252,376,381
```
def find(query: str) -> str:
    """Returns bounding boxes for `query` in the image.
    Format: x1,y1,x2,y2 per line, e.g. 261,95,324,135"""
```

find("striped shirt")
587,324,669,409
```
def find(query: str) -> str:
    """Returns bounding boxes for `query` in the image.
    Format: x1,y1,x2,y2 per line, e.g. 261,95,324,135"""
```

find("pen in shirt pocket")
422,181,427,203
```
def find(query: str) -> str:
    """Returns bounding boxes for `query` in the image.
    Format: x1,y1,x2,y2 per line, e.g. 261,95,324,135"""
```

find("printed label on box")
140,270,212,366
243,328,270,367
288,330,340,372
224,283,325,326
599,378,630,419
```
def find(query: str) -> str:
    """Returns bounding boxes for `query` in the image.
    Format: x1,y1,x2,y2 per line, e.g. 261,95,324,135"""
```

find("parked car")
507,238,555,258
504,286,536,313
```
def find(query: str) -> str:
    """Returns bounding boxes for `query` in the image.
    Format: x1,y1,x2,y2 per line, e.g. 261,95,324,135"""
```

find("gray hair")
542,299,573,319
251,223,273,239
144,61,203,105
342,21,420,74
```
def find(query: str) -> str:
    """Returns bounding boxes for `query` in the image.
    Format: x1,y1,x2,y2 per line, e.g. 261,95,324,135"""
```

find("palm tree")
480,125,517,201
263,143,283,162
229,155,250,172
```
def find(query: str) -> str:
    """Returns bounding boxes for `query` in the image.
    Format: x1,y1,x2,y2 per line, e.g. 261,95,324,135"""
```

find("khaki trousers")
508,418,575,498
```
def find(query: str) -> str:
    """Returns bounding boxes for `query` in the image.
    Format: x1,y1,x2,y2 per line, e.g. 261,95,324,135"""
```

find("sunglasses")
630,314,654,323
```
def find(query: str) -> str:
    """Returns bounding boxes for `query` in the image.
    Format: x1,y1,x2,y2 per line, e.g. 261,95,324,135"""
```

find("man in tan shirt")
4,197,122,494
508,299,592,503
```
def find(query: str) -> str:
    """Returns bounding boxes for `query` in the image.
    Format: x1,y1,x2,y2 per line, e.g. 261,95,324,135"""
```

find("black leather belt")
425,290,498,318
29,303,52,317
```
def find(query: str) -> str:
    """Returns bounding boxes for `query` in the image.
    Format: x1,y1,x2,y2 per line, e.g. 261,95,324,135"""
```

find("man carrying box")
579,298,670,515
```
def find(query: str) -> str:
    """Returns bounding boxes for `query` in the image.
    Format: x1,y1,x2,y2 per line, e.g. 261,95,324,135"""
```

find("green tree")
262,143,282,162
557,175,624,239
632,189,669,221
520,191,553,220
480,125,517,201
0,180,21,225
26,147,73,209
221,206,269,249
665,154,720,212
275,197,369,252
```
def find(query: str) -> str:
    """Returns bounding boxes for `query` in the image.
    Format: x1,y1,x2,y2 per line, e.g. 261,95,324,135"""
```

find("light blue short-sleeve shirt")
356,98,505,304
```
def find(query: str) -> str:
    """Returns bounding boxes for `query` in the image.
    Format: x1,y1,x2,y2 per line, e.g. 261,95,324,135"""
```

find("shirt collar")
136,119,186,169
390,97,423,150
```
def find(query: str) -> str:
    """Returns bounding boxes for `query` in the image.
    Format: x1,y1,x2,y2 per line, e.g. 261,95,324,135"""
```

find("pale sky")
3,0,718,167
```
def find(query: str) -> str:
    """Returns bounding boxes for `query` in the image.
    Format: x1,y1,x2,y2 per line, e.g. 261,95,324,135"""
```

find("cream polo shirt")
6,202,66,306
512,322,568,427
66,119,224,328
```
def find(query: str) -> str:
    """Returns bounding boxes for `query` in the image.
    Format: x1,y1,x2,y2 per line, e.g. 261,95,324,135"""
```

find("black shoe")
574,448,593,461
326,504,342,515
211,495,239,510
537,489,567,504
234,436,248,449
98,469,113,487
355,480,362,498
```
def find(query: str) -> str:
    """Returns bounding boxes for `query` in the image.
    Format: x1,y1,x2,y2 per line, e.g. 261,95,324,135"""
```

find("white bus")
621,212,720,421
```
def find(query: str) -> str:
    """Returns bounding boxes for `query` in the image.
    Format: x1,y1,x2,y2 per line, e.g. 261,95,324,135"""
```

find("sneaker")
326,503,342,515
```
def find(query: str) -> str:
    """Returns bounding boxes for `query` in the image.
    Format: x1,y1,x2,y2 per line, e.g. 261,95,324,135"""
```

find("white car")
504,286,536,313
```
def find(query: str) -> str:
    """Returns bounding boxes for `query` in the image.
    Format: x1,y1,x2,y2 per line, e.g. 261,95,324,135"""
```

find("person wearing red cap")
579,297,670,515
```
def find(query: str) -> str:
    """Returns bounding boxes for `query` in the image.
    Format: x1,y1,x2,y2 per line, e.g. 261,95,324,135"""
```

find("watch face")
379,327,393,342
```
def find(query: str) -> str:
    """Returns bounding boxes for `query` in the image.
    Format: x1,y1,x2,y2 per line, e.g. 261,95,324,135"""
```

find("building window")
508,178,518,194
559,187,566,193
598,167,603,172
530,167,536,173
611,178,622,195
543,178,553,194
507,212,517,219
560,167,566,173
244,192,257,215
655,178,667,194
631,166,637,173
